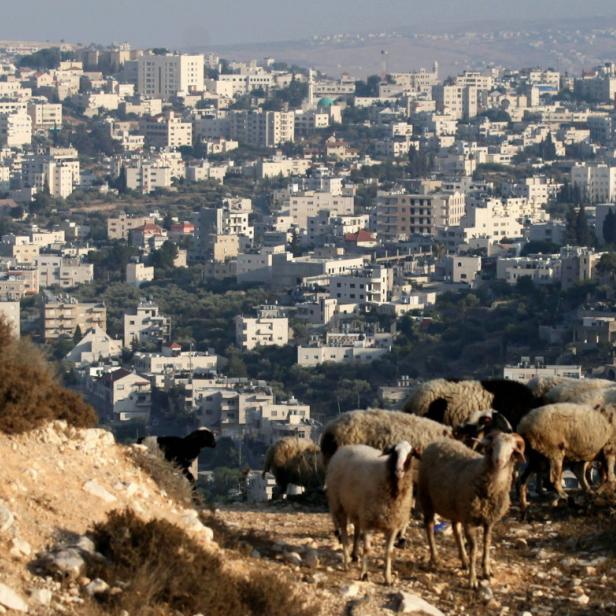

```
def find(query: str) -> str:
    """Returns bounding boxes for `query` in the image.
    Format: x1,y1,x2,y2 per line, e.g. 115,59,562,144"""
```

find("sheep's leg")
464,525,479,589
481,524,493,579
394,522,408,548
606,453,616,484
549,455,567,502
384,530,397,586
351,525,361,562
571,461,591,492
360,531,371,581
334,510,350,571
453,522,469,569
424,515,439,568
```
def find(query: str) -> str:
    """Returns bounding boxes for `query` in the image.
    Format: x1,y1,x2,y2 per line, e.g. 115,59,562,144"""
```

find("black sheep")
140,428,216,482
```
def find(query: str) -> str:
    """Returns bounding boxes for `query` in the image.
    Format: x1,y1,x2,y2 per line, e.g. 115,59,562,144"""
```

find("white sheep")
418,432,525,589
320,409,451,468
326,441,421,585
262,437,324,498
542,378,616,406
517,403,616,510
403,378,541,429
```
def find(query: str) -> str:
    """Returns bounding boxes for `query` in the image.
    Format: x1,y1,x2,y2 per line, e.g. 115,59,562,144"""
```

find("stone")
0,582,29,612
577,594,590,605
30,588,52,606
479,583,494,603
285,552,303,566
83,481,116,503
73,536,96,554
48,548,86,579
341,583,361,598
0,500,15,534
85,579,109,596
304,549,319,568
250,549,261,559
396,591,445,615
10,537,31,558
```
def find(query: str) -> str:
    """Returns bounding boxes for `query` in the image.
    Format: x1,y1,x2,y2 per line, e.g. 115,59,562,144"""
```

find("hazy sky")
2,0,615,48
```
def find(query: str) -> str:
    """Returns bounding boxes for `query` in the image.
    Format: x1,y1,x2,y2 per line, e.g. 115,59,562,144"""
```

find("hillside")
1,420,615,615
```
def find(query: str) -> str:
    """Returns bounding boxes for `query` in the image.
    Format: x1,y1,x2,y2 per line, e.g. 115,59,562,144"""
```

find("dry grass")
85,509,316,616
127,447,195,509
0,317,97,434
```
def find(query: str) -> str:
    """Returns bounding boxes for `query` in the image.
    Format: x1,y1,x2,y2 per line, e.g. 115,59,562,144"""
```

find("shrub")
0,317,97,434
87,509,315,616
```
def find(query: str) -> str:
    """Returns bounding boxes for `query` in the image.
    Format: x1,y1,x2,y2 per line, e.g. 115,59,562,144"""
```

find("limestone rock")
0,582,29,612
30,588,52,606
285,551,303,566
396,591,445,615
83,480,116,503
0,500,15,534
47,548,86,579
85,579,109,596
10,537,31,558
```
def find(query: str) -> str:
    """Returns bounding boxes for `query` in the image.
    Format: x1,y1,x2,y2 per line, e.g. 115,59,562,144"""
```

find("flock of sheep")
263,376,616,587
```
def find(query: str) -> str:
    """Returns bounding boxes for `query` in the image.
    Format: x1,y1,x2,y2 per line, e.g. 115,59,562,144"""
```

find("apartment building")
137,53,204,99
235,314,289,350
228,110,295,148
0,234,40,263
496,255,561,285
574,74,616,103
107,213,155,240
88,368,151,423
27,101,62,130
22,148,80,199
141,111,192,148
286,190,354,230
297,332,392,367
192,199,254,261
432,84,478,119
123,301,170,348
376,190,465,240
571,163,616,203
44,297,107,340
36,254,94,289
329,265,393,305
0,111,32,146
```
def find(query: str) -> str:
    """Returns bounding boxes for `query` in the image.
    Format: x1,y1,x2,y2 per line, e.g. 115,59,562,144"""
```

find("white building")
123,301,170,348
329,266,393,305
571,163,616,203
137,53,204,100
65,326,122,365
126,262,154,286
36,254,94,289
235,315,289,350
0,111,32,146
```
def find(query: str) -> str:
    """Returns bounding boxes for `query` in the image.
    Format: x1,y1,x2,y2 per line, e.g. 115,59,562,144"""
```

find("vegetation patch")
86,509,315,616
0,318,97,434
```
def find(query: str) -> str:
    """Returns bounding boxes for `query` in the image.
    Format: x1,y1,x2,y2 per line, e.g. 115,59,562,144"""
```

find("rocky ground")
213,492,616,616
1,421,615,615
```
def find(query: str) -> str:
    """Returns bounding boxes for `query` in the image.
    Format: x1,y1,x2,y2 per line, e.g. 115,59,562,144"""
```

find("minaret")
307,68,315,108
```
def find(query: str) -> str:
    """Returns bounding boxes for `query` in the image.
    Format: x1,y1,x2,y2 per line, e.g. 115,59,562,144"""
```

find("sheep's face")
484,433,525,470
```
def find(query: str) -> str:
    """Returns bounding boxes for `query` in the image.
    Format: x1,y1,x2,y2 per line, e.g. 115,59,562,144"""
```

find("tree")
150,240,178,269
73,325,83,344
603,209,616,245
564,205,578,244
575,204,593,247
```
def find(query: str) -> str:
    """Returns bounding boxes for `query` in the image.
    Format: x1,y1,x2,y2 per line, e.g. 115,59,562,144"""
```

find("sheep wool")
320,409,451,467
517,402,616,506
403,379,495,427
543,379,616,406
326,442,418,584
262,437,324,495
418,433,524,588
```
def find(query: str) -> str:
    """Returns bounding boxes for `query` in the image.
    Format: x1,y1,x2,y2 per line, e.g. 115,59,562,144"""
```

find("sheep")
320,409,451,468
453,409,513,446
140,427,216,482
418,432,525,589
326,441,421,585
262,437,324,498
516,403,616,511
542,378,616,406
403,378,542,429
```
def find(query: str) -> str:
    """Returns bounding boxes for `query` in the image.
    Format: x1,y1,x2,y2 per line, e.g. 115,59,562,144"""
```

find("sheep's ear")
380,446,394,457
511,434,526,463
